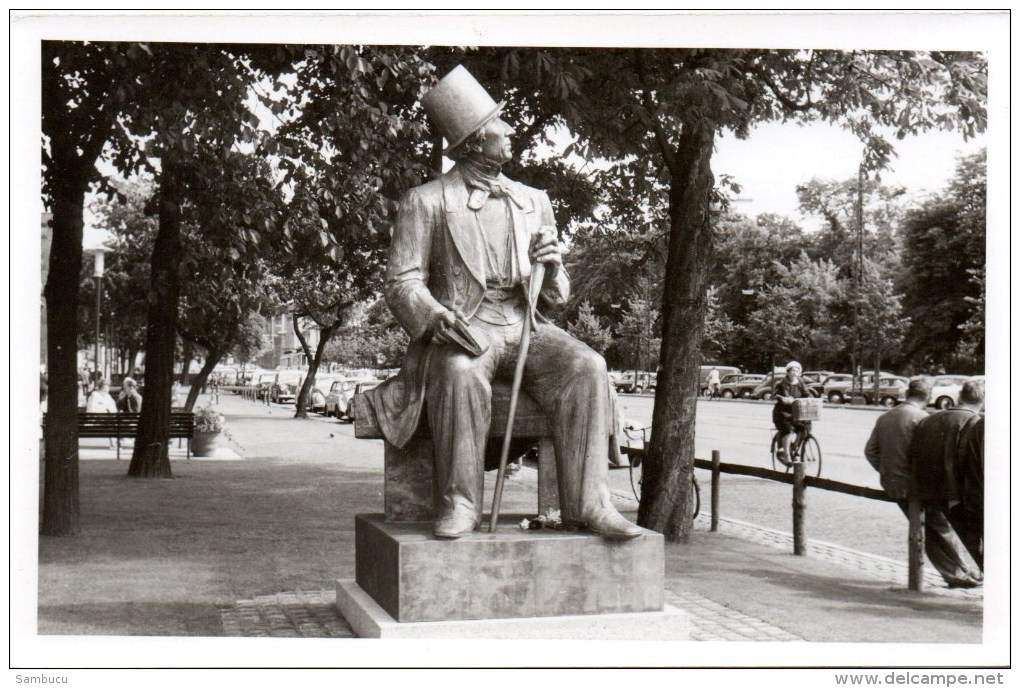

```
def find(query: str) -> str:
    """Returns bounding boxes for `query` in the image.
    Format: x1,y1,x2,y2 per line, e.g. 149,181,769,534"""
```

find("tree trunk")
638,122,717,542
40,41,119,535
41,190,86,536
184,349,221,411
128,161,184,478
126,347,139,377
178,339,194,384
292,317,335,419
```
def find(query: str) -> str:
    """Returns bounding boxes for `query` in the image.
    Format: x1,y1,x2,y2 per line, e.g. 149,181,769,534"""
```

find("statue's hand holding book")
431,308,488,357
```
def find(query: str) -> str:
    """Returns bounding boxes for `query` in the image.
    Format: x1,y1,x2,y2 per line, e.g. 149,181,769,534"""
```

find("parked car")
324,378,359,418
820,374,854,403
717,373,764,399
339,379,382,422
751,372,778,400
699,365,741,394
308,374,344,414
270,370,304,404
801,370,833,387
821,371,895,404
862,376,909,407
614,371,656,394
928,375,971,410
237,368,262,390
752,369,824,400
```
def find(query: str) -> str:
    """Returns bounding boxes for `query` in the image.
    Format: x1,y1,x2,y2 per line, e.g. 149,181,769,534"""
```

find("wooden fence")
625,446,928,592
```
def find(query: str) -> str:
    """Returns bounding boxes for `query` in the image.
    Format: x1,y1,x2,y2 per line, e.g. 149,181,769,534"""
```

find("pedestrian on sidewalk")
907,378,984,588
209,373,220,404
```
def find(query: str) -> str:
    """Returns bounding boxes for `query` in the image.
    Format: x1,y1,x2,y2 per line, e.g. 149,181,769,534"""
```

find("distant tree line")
559,149,985,377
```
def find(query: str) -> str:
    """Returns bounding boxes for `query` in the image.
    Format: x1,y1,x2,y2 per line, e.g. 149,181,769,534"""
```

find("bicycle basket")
792,398,823,422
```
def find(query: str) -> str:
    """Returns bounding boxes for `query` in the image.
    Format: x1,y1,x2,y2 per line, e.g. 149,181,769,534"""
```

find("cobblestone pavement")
219,512,979,639
221,590,355,638
666,588,803,641
707,513,983,602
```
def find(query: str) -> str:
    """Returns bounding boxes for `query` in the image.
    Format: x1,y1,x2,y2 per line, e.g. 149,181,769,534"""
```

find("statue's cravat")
458,158,525,210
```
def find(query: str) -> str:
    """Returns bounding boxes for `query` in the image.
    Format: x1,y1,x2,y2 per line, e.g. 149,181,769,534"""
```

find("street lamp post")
92,247,106,391
851,160,868,405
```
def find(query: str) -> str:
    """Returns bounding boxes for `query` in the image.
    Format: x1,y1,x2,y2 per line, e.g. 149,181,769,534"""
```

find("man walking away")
865,377,930,501
950,383,984,568
907,379,984,588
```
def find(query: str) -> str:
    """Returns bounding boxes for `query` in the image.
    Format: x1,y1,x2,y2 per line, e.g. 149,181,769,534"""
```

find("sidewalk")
37,391,983,646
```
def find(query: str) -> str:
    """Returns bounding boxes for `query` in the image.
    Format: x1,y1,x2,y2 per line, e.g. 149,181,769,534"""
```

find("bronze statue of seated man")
365,65,641,541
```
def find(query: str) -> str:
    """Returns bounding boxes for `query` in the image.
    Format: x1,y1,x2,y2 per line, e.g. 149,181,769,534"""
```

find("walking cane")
488,260,546,532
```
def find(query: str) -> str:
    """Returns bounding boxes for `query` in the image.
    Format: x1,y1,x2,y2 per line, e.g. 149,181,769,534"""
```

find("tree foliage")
701,286,736,363
91,43,293,478
269,46,437,414
567,301,615,356
515,48,986,540
83,181,156,370
323,301,410,370
898,149,986,372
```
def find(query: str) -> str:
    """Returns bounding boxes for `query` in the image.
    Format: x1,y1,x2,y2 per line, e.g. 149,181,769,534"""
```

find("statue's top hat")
421,65,505,154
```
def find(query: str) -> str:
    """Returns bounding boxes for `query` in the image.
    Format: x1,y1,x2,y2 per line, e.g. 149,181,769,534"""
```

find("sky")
711,120,984,229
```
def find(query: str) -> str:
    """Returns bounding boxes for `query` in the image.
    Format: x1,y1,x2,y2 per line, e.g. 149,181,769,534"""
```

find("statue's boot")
577,507,643,540
434,506,480,538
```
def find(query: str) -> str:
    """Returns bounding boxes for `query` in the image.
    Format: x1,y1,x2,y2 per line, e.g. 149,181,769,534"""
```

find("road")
609,394,915,562
615,394,886,490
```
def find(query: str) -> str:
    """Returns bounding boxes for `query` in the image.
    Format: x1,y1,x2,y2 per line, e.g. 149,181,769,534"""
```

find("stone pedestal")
345,385,688,639
336,578,690,640
341,514,682,629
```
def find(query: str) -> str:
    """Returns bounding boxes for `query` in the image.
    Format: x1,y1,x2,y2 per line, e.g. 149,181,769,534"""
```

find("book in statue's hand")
445,313,488,357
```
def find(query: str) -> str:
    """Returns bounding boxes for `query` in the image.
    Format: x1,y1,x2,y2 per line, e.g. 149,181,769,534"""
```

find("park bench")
352,381,561,522
44,411,196,461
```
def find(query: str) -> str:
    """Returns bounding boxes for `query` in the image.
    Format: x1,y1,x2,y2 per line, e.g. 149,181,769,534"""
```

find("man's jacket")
909,407,981,506
365,165,569,448
864,401,928,500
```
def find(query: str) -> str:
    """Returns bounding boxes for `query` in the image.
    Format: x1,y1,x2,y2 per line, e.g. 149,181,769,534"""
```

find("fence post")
907,498,925,592
792,461,806,555
711,449,720,532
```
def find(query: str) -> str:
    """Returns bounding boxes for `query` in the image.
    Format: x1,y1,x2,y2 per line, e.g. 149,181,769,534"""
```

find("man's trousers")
424,319,614,525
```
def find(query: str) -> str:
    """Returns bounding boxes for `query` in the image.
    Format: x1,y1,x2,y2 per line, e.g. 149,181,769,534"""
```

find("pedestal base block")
336,579,689,640
354,513,664,623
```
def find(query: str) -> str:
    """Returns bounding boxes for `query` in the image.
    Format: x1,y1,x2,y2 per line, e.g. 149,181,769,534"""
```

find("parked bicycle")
622,423,700,519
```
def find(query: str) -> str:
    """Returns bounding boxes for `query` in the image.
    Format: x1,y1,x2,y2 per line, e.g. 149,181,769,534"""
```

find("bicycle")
622,423,700,520
770,423,823,477
702,383,722,401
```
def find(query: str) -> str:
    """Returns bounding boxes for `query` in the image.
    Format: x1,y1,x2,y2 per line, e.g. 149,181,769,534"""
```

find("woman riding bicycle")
773,360,812,466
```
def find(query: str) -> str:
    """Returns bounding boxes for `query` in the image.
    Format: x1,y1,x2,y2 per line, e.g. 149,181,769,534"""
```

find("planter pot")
192,430,221,457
